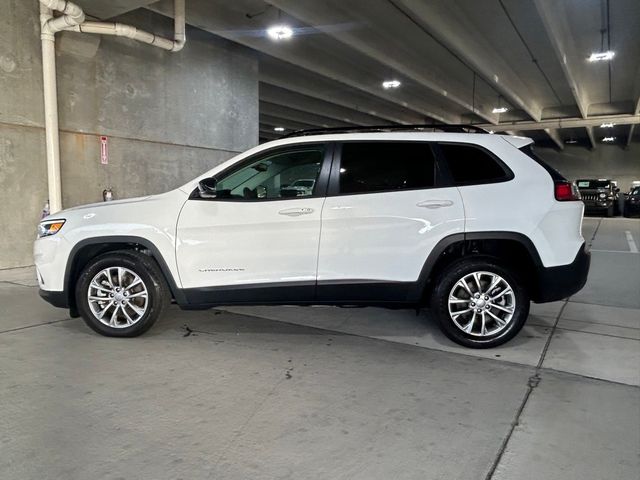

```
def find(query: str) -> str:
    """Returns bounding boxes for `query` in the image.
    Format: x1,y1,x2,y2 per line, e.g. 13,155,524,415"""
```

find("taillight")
555,181,581,201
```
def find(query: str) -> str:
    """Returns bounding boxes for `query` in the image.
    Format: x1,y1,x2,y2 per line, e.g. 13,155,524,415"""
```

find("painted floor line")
590,249,639,254
624,230,639,253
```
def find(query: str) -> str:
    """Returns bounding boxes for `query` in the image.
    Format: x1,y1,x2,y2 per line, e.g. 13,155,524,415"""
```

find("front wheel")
75,250,170,337
430,257,529,348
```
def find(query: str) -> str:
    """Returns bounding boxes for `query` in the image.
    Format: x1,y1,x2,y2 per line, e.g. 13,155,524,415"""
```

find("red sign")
100,136,108,165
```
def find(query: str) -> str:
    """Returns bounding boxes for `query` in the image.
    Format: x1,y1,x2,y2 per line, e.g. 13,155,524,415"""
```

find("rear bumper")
533,242,590,303
39,289,69,309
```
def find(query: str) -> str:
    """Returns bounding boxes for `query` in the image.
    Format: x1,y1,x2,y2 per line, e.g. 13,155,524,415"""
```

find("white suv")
34,126,590,348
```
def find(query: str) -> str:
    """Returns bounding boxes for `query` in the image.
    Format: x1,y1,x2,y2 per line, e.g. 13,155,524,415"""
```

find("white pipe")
38,0,186,212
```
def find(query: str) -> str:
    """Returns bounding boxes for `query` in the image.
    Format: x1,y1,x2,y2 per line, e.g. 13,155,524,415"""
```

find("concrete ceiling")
88,0,640,148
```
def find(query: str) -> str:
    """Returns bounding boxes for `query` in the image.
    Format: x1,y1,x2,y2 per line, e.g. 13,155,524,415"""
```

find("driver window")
215,147,325,200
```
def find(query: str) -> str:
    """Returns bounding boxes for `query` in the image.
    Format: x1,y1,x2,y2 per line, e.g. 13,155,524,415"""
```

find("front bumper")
533,242,590,303
39,288,69,308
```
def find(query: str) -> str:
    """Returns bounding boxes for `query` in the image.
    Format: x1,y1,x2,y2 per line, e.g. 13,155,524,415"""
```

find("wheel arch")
64,236,184,313
415,231,544,303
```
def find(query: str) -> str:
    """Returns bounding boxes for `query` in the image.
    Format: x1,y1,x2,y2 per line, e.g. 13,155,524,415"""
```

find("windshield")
576,180,611,189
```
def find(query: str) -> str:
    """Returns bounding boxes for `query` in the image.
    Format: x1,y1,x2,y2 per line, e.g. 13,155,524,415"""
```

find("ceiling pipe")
38,0,186,213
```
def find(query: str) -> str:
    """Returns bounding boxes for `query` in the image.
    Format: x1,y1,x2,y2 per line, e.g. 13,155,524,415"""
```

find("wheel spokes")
87,267,148,328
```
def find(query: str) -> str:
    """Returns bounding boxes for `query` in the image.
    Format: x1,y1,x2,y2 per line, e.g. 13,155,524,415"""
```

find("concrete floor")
1,217,638,479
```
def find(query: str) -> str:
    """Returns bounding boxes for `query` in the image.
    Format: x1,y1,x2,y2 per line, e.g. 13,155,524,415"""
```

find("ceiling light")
273,127,285,132
565,139,578,144
488,130,495,134
602,136,616,142
600,122,615,128
492,107,508,114
267,25,293,40
588,51,615,62
382,80,401,89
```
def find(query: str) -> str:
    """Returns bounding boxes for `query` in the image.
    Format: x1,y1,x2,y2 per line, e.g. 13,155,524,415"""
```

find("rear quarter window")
438,143,512,185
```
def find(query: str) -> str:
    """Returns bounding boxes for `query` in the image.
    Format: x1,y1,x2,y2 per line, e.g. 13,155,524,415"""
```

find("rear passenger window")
439,144,510,185
339,142,435,194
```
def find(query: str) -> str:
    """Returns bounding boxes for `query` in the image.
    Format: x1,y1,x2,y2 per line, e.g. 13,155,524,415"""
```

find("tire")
429,256,530,348
606,205,614,217
75,250,170,337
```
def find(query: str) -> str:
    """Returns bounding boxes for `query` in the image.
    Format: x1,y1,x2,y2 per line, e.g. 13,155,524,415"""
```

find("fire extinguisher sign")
100,136,108,165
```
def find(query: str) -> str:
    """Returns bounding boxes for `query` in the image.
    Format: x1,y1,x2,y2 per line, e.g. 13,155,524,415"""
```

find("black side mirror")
198,177,218,199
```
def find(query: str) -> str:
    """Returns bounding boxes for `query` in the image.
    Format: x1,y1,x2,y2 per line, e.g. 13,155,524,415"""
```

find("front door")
176,143,331,304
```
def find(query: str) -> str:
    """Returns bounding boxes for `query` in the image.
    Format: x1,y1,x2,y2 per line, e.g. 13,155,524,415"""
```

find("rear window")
576,180,611,189
439,143,511,185
519,145,566,182
339,142,436,194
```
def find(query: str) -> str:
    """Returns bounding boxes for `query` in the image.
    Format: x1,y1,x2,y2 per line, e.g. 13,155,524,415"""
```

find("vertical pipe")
40,4,63,213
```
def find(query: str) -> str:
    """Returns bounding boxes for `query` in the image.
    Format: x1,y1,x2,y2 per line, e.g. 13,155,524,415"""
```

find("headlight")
37,219,65,238
599,193,607,198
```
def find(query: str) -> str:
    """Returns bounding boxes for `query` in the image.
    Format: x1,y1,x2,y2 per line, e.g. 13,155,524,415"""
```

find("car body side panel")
34,190,187,292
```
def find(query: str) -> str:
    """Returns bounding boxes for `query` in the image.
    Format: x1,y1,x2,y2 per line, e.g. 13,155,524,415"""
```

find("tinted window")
216,147,324,200
439,144,509,185
520,145,566,181
576,180,611,189
339,142,435,194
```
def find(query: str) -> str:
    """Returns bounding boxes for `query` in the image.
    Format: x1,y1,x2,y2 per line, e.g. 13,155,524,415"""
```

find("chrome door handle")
417,200,454,209
278,207,314,217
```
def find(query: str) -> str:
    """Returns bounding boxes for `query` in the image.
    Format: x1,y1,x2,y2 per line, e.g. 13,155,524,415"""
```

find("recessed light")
492,107,508,114
382,80,401,89
600,122,615,128
588,51,615,62
267,25,293,40
273,127,285,132
565,139,578,144
602,136,616,142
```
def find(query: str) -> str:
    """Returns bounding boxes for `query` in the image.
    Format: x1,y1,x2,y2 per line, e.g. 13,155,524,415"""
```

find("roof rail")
281,124,488,138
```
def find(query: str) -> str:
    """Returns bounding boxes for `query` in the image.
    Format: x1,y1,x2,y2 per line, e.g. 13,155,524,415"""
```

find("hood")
42,195,154,221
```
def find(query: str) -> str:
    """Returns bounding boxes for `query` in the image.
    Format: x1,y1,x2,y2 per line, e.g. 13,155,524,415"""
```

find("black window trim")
327,140,448,197
189,142,335,202
433,141,515,187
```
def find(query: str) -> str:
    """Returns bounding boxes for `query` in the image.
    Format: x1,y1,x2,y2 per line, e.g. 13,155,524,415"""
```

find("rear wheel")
430,257,529,348
75,251,170,337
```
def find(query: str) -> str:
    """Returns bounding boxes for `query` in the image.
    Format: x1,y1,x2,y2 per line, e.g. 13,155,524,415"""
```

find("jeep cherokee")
35,126,590,348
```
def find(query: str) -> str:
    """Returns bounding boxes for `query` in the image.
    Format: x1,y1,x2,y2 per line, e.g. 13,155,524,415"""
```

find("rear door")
316,141,465,302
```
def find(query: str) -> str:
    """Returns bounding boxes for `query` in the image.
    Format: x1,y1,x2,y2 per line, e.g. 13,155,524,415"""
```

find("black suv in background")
576,179,620,217
624,186,640,217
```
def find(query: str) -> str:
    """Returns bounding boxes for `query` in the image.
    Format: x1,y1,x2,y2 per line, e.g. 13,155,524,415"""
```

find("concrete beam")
544,128,564,150
260,83,385,126
626,124,636,148
533,0,589,118
260,103,350,129
260,114,319,132
265,0,498,124
148,0,459,124
585,126,596,150
260,58,425,125
480,114,640,132
393,0,542,122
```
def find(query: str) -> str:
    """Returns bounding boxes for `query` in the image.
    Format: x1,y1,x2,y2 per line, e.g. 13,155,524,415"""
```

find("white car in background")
35,126,590,348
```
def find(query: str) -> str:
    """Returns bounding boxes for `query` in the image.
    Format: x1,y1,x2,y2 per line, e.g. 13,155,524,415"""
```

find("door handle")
278,207,314,217
417,200,454,209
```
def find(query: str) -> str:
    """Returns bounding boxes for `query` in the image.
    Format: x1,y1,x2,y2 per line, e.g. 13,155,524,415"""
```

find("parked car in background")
576,179,620,217
624,186,640,217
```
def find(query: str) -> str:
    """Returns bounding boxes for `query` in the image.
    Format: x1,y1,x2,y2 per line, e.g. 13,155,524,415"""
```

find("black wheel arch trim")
63,235,185,308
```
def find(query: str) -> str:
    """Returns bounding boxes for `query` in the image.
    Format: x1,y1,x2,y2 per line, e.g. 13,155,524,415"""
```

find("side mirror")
614,187,620,193
198,177,218,199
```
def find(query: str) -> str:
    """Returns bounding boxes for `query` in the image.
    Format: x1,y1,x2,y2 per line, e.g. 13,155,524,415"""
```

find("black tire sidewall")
430,257,530,348
75,252,167,337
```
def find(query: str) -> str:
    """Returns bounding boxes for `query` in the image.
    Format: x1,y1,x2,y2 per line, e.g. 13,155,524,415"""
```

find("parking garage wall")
0,4,258,269
537,144,640,192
